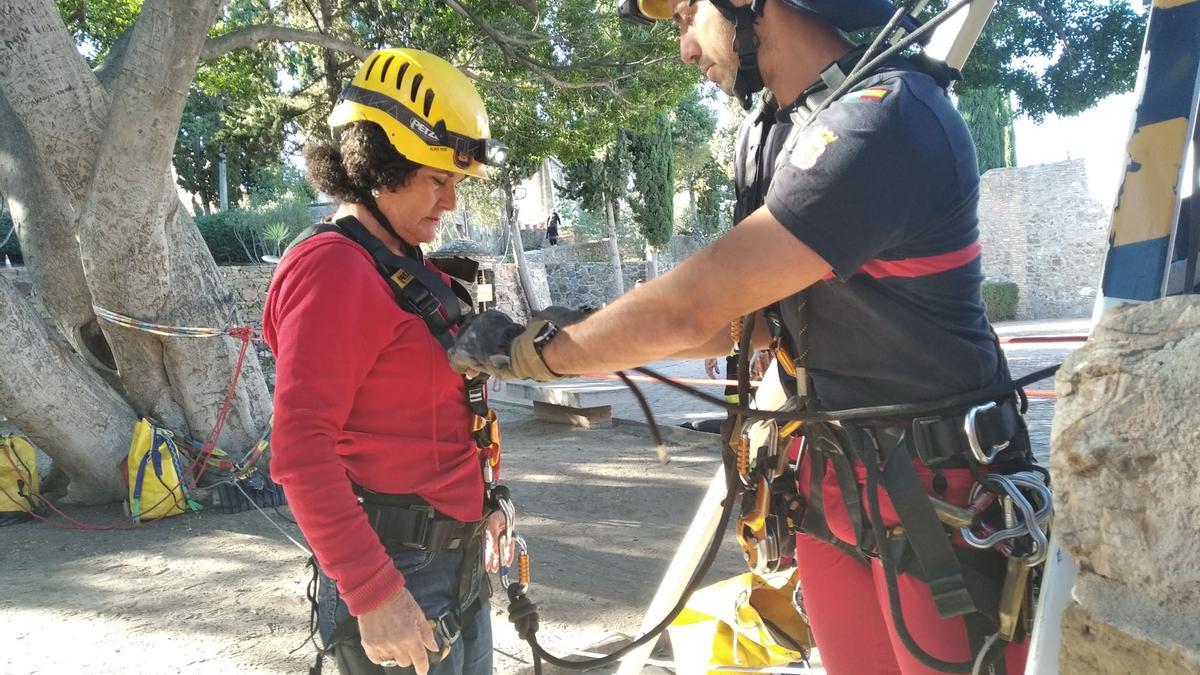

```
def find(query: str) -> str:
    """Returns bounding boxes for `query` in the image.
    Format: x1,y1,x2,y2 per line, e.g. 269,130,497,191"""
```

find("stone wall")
543,262,650,308
1051,296,1200,674
978,159,1110,319
525,240,614,264
532,235,707,307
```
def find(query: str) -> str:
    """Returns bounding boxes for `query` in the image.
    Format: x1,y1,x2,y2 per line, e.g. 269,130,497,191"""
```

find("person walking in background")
545,209,561,245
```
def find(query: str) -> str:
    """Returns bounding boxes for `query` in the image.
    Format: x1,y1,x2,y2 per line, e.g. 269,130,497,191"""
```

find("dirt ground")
0,406,753,675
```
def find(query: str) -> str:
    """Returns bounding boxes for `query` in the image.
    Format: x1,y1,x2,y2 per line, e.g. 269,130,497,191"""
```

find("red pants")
794,451,1029,675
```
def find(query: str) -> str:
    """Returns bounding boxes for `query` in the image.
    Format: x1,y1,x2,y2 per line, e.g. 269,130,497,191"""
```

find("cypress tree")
629,112,675,249
958,85,1018,174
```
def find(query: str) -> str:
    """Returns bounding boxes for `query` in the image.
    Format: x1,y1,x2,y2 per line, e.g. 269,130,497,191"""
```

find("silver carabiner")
499,534,528,592
964,402,1010,464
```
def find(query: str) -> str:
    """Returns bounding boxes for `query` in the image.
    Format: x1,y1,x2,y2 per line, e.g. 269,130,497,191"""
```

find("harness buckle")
965,402,1010,464
909,415,957,465
406,504,436,550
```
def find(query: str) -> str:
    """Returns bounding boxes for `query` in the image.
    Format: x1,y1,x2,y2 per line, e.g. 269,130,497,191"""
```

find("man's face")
672,1,738,95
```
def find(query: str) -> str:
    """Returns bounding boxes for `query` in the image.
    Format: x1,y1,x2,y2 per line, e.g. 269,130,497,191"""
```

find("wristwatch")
532,320,561,359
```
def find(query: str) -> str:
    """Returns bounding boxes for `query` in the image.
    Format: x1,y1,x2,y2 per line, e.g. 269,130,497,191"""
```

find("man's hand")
358,587,439,674
448,310,530,379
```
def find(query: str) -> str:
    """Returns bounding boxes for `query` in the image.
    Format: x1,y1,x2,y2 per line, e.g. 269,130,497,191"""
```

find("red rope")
185,326,254,486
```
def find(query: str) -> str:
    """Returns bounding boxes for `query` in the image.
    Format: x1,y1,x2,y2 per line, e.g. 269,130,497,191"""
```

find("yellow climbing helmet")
329,48,508,179
618,0,675,23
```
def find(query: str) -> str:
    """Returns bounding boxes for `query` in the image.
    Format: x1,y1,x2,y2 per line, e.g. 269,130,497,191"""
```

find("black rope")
616,371,666,452
630,363,1060,424
508,462,740,670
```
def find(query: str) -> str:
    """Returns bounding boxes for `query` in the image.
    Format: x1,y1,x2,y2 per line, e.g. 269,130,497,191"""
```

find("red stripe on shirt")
823,240,981,280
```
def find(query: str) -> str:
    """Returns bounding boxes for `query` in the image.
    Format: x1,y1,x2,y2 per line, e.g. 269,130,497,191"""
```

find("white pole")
1026,541,1078,673
218,150,229,211
615,463,729,675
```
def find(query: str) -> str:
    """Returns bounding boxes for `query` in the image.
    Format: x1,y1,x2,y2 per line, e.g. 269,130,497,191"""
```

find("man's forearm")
538,208,831,375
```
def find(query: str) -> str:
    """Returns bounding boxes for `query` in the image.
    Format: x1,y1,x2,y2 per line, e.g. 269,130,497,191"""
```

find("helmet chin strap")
712,0,768,110
361,191,423,260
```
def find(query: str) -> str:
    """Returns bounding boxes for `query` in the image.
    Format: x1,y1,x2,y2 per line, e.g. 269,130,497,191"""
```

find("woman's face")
377,166,466,247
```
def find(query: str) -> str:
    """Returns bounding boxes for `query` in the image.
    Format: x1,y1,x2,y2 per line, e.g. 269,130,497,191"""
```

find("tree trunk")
0,0,273,502
604,194,625,299
503,179,541,314
0,275,132,503
687,181,697,231
76,0,270,450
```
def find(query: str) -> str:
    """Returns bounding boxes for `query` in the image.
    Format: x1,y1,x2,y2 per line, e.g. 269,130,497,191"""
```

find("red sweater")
263,232,483,615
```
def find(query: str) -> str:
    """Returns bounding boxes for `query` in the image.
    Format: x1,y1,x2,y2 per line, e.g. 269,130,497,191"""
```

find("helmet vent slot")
362,53,381,81
423,89,435,117
395,62,411,91
410,73,424,102
379,55,395,82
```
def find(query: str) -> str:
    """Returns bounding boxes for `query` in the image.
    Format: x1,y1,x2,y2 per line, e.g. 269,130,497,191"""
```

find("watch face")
534,321,559,347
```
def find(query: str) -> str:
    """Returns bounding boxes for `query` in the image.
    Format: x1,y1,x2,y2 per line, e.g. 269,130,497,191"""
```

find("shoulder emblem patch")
842,87,890,103
789,125,839,171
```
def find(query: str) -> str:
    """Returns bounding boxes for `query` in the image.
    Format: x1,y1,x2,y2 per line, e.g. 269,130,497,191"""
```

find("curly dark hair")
305,122,422,203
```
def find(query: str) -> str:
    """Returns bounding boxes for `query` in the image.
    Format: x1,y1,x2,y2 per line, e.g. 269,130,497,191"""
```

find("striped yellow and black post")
1097,0,1200,306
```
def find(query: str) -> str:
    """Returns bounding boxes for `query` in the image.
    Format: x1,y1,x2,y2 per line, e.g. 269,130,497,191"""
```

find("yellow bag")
669,571,812,673
126,419,195,522
0,434,39,516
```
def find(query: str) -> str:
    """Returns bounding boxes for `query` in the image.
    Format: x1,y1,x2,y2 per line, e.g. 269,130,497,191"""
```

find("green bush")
196,198,314,264
982,281,1019,323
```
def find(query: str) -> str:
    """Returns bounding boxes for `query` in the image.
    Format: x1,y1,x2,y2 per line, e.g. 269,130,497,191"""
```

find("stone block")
1059,576,1200,675
1052,296,1200,604
1051,296,1200,670
532,401,612,429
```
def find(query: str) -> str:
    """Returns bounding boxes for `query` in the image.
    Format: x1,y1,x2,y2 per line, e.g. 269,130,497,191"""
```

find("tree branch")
441,0,635,98
1024,0,1077,64
200,24,370,61
93,24,135,88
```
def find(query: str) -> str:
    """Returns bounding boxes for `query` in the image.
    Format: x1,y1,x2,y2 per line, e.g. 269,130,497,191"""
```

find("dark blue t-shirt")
765,65,1005,409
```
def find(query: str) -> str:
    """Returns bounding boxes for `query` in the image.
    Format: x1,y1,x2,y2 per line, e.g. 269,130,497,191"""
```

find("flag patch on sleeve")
842,87,889,102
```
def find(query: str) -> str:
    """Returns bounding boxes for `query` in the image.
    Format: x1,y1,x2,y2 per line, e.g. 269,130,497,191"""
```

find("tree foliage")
945,0,1146,120
558,132,633,215
671,87,719,232
628,111,674,249
692,161,734,237
958,85,1017,174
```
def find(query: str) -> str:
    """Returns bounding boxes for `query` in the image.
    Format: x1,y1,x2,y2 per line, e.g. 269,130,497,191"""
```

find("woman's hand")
358,587,439,674
484,510,515,574
704,357,720,379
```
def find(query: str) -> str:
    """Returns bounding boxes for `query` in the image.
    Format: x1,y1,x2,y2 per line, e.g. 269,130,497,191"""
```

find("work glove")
448,306,592,382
